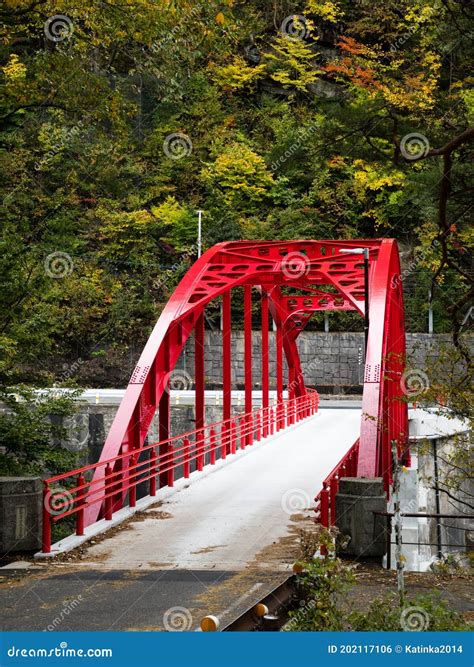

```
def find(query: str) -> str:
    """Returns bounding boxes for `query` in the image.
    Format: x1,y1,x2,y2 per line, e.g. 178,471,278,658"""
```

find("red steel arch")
81,239,407,527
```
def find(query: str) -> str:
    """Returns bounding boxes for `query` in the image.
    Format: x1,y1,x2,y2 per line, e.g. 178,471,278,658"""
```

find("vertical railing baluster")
129,454,137,508
42,483,52,554
149,449,157,497
105,464,113,520
183,437,190,478
76,473,85,536
209,428,216,464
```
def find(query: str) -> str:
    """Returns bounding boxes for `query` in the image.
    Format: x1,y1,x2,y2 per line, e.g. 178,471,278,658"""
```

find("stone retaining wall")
177,332,453,393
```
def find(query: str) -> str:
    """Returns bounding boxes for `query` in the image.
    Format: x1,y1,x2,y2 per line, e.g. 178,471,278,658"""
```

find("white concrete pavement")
80,408,361,570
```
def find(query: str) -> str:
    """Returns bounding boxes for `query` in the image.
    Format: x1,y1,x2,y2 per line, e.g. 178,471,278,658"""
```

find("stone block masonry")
178,331,455,394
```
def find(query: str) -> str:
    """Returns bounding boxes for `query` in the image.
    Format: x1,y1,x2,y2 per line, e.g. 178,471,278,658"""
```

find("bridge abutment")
335,477,387,558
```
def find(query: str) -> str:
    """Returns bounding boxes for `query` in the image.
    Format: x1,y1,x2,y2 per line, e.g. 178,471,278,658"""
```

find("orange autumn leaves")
323,35,439,113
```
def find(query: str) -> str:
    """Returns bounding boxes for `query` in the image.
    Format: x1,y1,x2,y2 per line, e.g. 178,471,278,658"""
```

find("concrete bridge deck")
75,408,361,571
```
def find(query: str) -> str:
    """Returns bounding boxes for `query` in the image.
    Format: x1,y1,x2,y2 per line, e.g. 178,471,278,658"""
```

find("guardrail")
313,438,360,528
41,391,319,553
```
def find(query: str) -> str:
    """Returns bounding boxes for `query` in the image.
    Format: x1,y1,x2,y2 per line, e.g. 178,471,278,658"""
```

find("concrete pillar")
0,477,42,553
336,477,387,558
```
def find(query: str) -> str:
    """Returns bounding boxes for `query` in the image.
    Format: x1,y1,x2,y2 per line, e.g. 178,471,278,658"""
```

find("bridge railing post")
247,413,252,446
105,464,113,520
220,423,227,460
238,416,245,450
149,449,157,497
329,475,339,525
183,437,190,477
197,429,204,471
75,473,85,536
208,429,216,465
231,419,236,454
167,444,174,487
129,456,137,508
320,483,329,556
42,483,52,554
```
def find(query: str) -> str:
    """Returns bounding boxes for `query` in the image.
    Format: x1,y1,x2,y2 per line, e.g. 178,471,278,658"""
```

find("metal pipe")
432,438,443,559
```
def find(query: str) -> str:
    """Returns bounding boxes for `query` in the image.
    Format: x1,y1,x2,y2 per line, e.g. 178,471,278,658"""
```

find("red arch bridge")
40,239,409,555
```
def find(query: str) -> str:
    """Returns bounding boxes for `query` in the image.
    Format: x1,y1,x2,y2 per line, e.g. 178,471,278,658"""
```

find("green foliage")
286,548,470,631
202,143,274,211
348,592,469,632
286,556,355,631
264,34,321,92
0,386,80,476
0,0,472,384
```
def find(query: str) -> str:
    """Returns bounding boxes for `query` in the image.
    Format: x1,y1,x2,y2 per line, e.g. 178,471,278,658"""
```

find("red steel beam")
158,334,171,488
222,290,232,451
261,291,269,435
195,312,205,433
244,286,253,444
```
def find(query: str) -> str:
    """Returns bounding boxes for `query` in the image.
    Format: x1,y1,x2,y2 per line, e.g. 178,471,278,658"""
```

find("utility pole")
197,210,203,258
392,440,405,605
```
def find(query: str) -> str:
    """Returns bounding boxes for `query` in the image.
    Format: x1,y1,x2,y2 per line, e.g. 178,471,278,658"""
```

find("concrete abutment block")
335,477,387,558
0,477,42,553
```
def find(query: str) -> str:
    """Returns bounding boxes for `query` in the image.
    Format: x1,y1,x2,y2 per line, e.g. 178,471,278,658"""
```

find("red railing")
313,438,359,528
41,391,319,553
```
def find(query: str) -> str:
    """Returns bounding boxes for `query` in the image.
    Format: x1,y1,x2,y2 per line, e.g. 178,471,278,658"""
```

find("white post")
197,210,203,258
324,313,329,332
